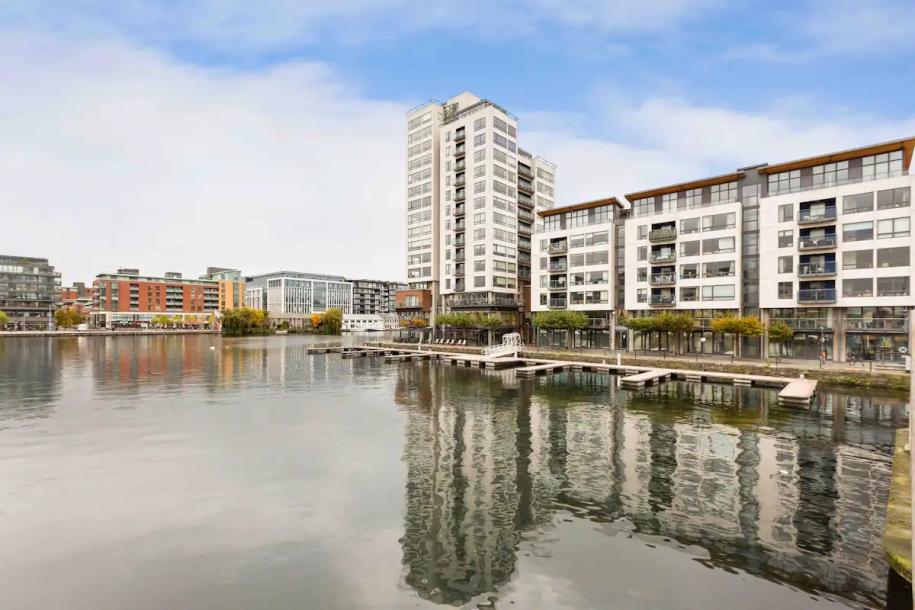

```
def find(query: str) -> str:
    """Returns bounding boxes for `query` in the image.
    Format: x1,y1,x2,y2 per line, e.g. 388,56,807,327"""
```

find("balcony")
847,318,907,332
650,294,676,307
548,300,567,309
650,251,676,264
798,261,837,277
454,237,465,247
454,190,466,203
649,273,676,286
454,129,465,142
518,210,534,223
454,177,466,188
648,227,677,242
454,205,465,218
517,194,533,208
454,253,465,263
518,179,534,195
450,293,521,308
453,161,466,173
518,240,531,251
454,221,466,232
454,145,466,158
798,235,837,250
549,263,568,273
518,165,534,180
548,242,567,255
454,269,464,278
798,207,837,225
798,288,837,303
548,281,567,291
518,224,532,236
768,318,830,331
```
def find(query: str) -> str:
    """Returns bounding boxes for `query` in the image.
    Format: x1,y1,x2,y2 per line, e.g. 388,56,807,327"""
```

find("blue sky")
1,0,914,283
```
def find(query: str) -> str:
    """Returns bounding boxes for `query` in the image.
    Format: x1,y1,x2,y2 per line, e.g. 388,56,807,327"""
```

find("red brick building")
91,269,219,328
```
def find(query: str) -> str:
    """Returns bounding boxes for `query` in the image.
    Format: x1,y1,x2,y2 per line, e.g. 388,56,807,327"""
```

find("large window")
843,221,873,242
680,241,700,257
877,186,911,210
862,150,903,180
778,230,793,248
680,217,700,234
702,237,735,254
842,249,873,270
778,256,793,273
877,246,910,268
702,212,736,232
778,282,793,299
877,217,910,239
710,181,737,202
768,170,800,195
778,204,793,222
701,284,735,301
680,263,698,279
843,278,873,297
680,287,698,301
812,160,848,187
704,260,735,277
877,276,910,297
842,192,874,214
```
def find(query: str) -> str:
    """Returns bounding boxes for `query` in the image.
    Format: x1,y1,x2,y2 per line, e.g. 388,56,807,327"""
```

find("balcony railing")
650,251,676,263
518,224,532,236
518,166,534,180
549,300,567,309
549,264,568,273
798,261,837,276
454,177,466,187
797,288,836,303
454,205,465,217
518,180,534,194
648,227,677,242
798,208,837,224
769,318,831,331
454,145,466,157
548,283,567,291
454,221,465,232
454,254,465,262
846,318,907,332
518,210,534,223
454,237,465,247
454,190,466,202
454,130,465,142
649,273,675,285
548,242,567,254
450,294,521,308
453,161,465,173
650,295,676,307
798,235,837,250
764,169,908,198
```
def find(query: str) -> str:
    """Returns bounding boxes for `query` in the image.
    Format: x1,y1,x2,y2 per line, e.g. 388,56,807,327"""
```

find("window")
638,225,648,239
474,117,486,130
474,228,486,240
877,217,910,239
473,212,485,225
877,246,910,268
586,232,609,246
778,256,793,273
680,241,701,257
584,251,609,265
474,244,486,256
569,272,585,286
473,133,486,147
637,246,647,261
710,181,737,202
704,260,735,277
637,267,647,282
680,217,700,234
474,149,486,162
843,221,873,242
768,170,800,195
686,188,703,208
843,278,872,298
812,160,848,187
842,249,873,270
680,263,698,279
877,276,910,297
474,276,485,288
587,271,608,284
680,287,698,301
702,237,735,254
877,187,911,210
778,230,793,248
570,254,585,267
701,284,735,301
843,192,873,214
474,260,485,272
637,289,647,303
778,282,793,299
862,150,903,180
702,212,735,231
778,204,793,222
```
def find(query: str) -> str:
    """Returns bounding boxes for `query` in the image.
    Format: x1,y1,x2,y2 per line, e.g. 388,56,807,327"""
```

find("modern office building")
406,92,556,329
347,279,407,315
244,271,352,326
0,255,60,329
532,136,915,362
90,269,219,328
200,267,246,311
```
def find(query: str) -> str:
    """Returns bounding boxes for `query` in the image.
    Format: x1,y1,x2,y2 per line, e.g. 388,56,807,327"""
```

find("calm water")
0,335,907,610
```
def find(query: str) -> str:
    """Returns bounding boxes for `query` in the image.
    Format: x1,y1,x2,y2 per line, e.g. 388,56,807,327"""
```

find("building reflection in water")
394,366,905,608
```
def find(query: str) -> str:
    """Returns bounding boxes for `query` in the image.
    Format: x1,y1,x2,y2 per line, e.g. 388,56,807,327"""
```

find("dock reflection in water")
395,365,904,609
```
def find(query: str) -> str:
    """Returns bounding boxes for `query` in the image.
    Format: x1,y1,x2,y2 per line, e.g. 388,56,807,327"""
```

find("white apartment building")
405,92,555,328
624,175,743,314
531,199,617,348
530,136,915,362
759,146,914,361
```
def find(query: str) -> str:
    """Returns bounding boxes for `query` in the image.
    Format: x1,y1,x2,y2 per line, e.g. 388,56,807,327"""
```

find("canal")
0,335,906,609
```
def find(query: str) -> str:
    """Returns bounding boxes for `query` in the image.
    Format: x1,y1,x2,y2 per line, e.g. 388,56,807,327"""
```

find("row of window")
776,217,911,246
776,277,910,299
776,247,910,273
632,182,739,218
635,261,735,281
636,237,736,259
768,151,904,195
635,285,736,302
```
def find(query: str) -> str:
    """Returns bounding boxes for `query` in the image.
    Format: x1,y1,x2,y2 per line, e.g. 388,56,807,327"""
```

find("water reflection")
395,367,905,608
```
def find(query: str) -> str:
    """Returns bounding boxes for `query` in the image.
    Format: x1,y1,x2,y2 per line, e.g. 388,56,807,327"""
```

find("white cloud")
0,33,410,284
1,0,720,54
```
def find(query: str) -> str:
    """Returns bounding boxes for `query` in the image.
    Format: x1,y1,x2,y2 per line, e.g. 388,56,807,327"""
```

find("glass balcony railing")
650,251,676,263
798,208,837,224
764,169,908,198
798,261,837,276
648,227,677,242
798,235,837,250
798,288,836,303
548,242,567,254
650,294,676,306
549,264,568,273
769,318,831,330
649,273,675,285
846,318,907,331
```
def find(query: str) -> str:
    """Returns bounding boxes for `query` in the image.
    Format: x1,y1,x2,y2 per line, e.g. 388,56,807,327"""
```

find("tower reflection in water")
394,364,904,608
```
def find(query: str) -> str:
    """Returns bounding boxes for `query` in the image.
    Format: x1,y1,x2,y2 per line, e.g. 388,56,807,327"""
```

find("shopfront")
845,307,909,363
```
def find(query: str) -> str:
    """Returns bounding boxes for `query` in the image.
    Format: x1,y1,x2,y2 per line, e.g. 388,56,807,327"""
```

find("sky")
1,1,914,286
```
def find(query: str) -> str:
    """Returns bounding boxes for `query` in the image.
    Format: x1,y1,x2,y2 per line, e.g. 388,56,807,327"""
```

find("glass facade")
0,255,59,329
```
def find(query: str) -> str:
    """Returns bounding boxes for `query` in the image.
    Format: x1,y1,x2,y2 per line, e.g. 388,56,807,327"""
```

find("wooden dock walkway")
777,378,818,407
620,369,673,390
515,362,569,378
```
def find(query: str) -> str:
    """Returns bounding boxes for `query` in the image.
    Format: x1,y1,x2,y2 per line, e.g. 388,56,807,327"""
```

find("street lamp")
699,336,706,363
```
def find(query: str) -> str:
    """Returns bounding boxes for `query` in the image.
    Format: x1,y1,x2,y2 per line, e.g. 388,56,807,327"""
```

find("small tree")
321,308,343,335
0,310,9,328
767,321,794,360
658,312,695,355
710,314,763,358
533,310,587,347
54,308,85,329
477,313,502,345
